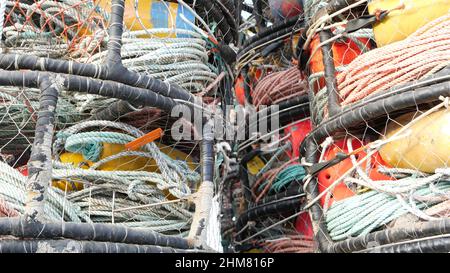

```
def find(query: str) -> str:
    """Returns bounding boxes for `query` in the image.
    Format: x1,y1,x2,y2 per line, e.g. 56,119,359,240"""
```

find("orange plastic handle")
125,128,163,151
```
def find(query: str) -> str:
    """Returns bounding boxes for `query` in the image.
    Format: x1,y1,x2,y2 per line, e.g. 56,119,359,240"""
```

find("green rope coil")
63,132,135,162
259,164,306,194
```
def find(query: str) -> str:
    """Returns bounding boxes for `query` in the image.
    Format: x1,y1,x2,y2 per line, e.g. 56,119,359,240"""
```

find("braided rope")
55,120,199,198
326,177,450,240
323,138,450,240
253,67,308,109
79,29,217,93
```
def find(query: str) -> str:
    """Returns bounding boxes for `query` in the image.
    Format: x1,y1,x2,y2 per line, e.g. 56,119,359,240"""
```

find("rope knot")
127,180,143,201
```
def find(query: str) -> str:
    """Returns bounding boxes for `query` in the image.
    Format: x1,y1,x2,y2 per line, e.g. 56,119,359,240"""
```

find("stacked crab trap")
0,0,237,253
0,0,449,253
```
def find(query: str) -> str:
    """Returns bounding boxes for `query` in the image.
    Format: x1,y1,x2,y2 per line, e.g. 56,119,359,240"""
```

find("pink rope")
336,14,450,106
0,197,19,217
253,67,308,109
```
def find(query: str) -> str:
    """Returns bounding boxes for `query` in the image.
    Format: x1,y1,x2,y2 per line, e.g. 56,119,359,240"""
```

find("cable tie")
125,128,163,151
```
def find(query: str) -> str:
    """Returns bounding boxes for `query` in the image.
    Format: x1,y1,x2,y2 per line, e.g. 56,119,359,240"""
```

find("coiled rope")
307,27,373,124
0,161,90,222
337,13,450,106
258,164,306,194
324,137,450,241
0,120,201,234
253,67,308,108
79,28,217,92
75,28,218,113
326,173,450,240
263,235,314,253
54,120,199,198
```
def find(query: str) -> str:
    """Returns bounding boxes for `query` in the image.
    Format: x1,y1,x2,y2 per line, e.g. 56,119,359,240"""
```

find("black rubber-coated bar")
235,0,244,46
330,219,450,253
238,18,305,60
0,239,201,253
278,103,310,126
235,194,306,242
319,30,341,117
243,68,253,104
107,0,125,65
256,94,309,119
0,70,181,113
254,181,304,205
201,127,216,183
212,0,239,43
0,55,195,104
253,0,266,30
24,77,59,222
0,217,191,249
366,237,450,253
196,0,235,43
241,15,301,49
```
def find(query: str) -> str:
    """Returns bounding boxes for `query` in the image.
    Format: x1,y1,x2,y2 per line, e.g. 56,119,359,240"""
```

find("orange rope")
253,67,308,108
263,235,315,253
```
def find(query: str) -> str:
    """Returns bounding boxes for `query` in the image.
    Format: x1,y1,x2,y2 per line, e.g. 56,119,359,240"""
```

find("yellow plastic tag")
246,156,265,175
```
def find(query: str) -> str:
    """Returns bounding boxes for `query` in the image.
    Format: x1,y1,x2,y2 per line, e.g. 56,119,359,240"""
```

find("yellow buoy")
379,108,450,173
368,0,450,47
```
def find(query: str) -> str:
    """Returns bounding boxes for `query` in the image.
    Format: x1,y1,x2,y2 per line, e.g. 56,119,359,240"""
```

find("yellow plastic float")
368,0,450,47
379,108,450,173
54,142,198,191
